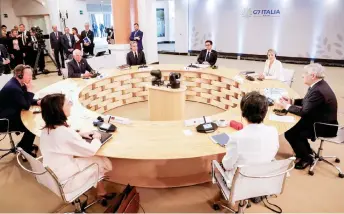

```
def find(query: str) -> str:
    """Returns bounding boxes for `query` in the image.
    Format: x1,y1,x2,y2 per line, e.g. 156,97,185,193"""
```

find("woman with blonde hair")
259,49,283,80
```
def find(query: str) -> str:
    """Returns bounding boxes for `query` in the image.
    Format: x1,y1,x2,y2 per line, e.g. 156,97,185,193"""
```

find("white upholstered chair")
211,157,295,213
282,68,295,87
309,122,344,178
16,147,104,212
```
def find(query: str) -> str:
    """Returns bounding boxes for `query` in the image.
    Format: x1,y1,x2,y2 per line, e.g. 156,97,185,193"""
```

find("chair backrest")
16,148,65,201
229,157,295,203
282,69,295,87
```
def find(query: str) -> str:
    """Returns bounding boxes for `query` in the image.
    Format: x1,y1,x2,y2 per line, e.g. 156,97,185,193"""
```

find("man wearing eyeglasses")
197,40,218,66
277,63,338,170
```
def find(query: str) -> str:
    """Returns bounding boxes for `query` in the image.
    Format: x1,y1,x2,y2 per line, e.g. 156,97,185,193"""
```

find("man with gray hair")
67,49,94,78
278,63,338,170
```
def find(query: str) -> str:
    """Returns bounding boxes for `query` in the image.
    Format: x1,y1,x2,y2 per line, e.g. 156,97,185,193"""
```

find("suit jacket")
126,51,146,66
61,34,76,54
222,123,279,186
7,37,24,54
0,77,37,121
288,79,338,138
67,58,93,78
50,31,63,49
197,49,218,66
81,30,94,45
129,30,143,50
0,44,10,74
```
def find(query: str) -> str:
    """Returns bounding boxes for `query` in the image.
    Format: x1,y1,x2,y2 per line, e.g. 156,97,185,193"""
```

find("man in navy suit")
197,40,218,66
50,25,64,76
0,64,40,156
67,49,94,78
129,23,143,51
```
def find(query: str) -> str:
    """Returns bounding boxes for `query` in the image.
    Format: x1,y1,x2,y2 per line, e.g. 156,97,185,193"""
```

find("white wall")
12,0,48,16
59,0,89,32
186,0,344,60
0,0,20,28
168,0,175,41
174,0,188,53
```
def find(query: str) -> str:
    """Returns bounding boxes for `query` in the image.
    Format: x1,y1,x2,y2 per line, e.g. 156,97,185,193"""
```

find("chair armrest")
313,122,343,139
16,152,47,175
239,157,295,178
212,160,231,184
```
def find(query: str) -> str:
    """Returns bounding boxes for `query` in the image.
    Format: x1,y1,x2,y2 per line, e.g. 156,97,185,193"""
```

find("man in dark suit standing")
81,23,95,56
61,27,75,59
129,23,143,51
67,49,94,78
126,41,146,66
278,63,338,169
18,24,30,65
197,40,218,66
0,44,11,75
0,64,40,156
50,25,64,76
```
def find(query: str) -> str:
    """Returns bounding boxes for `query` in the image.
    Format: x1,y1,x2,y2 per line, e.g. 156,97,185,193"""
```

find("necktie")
67,35,71,47
55,32,58,39
22,33,25,44
134,52,138,64
205,52,210,61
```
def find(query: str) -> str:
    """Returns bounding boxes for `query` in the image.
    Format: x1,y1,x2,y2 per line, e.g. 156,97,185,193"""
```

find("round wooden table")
21,64,300,188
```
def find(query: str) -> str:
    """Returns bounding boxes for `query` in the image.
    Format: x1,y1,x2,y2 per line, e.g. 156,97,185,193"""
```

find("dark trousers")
30,50,45,71
84,43,94,55
0,118,35,153
53,47,65,69
10,51,24,69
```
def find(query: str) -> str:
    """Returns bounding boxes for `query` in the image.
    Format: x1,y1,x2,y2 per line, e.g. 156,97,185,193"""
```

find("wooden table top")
21,64,300,160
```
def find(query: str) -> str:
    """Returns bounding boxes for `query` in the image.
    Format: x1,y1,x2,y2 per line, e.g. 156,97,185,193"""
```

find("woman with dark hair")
39,93,113,204
72,27,82,50
222,91,279,186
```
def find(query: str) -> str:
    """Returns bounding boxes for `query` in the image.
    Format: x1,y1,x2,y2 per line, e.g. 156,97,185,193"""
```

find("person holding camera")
81,23,95,56
0,65,40,156
27,28,46,73
126,41,146,66
67,49,94,78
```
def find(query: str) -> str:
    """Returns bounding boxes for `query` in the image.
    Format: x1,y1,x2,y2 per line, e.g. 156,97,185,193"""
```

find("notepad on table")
269,114,295,123
210,133,231,147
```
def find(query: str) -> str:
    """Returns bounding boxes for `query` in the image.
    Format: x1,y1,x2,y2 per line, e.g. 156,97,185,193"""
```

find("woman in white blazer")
222,92,279,186
259,49,284,80
39,93,113,204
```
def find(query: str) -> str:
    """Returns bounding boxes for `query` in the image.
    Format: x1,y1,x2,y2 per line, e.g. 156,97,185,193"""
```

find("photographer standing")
27,28,46,73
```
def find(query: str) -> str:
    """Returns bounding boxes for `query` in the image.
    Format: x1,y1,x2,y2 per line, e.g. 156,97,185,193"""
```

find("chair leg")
308,158,319,176
238,200,248,214
73,198,83,213
0,133,17,160
321,159,344,176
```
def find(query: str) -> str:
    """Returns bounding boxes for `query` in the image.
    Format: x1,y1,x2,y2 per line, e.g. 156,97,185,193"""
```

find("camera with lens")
31,26,46,49
150,70,164,86
167,72,181,89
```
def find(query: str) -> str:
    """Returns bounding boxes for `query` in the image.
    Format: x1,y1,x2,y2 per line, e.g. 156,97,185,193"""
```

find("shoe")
250,197,262,204
98,193,116,207
58,71,62,76
295,158,313,170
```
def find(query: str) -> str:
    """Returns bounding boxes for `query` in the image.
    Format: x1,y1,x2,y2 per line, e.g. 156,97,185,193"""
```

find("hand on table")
80,131,101,140
276,98,290,109
84,71,92,78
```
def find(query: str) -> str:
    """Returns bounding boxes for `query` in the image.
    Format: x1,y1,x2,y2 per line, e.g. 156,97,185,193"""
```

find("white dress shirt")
40,126,112,193
222,123,279,186
263,59,283,80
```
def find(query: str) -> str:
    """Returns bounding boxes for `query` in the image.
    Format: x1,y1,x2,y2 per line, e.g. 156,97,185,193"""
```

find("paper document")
264,88,287,100
269,114,295,123
183,130,193,136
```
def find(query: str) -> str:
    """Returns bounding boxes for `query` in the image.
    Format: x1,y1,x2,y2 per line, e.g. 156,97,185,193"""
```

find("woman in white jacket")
39,93,113,204
259,49,284,80
222,92,279,186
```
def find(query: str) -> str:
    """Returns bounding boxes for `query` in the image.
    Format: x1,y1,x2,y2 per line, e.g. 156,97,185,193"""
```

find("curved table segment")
22,65,299,188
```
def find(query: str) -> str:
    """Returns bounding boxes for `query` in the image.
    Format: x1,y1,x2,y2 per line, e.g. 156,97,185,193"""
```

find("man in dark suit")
0,64,40,156
126,41,146,66
81,23,95,56
50,25,64,76
18,24,30,65
62,27,75,59
197,40,218,66
8,29,24,69
0,44,11,75
278,63,338,169
67,49,94,78
129,23,143,51
26,28,46,73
